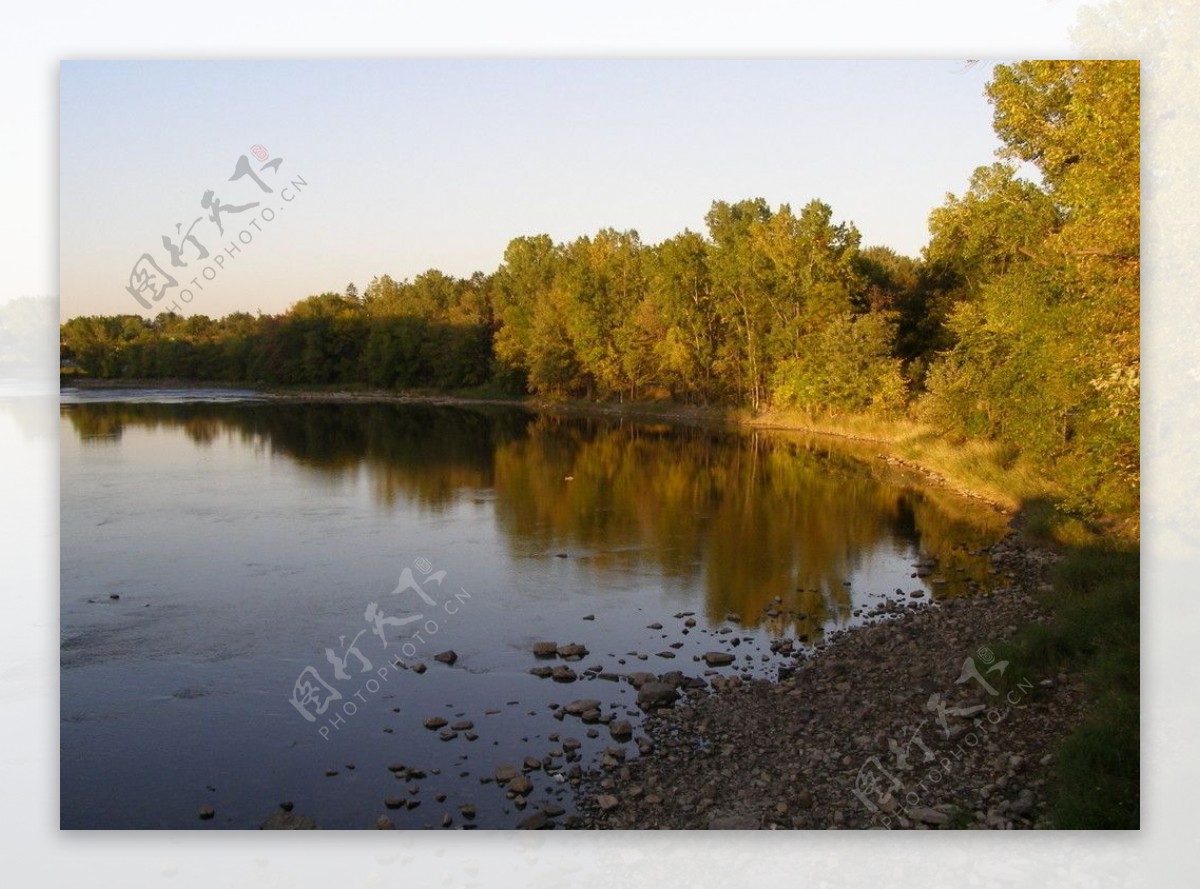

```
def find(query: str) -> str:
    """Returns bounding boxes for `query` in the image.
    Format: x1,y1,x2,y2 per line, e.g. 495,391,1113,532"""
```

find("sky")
60,59,1011,320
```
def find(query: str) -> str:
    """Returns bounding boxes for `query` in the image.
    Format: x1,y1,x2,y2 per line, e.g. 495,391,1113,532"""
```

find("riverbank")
573,530,1138,830
61,379,1055,525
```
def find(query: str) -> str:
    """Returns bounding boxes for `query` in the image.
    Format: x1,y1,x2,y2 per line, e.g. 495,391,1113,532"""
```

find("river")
59,388,1008,829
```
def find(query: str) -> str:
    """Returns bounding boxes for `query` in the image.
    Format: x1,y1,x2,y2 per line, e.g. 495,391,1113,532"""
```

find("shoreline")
61,378,1021,518
573,530,1085,830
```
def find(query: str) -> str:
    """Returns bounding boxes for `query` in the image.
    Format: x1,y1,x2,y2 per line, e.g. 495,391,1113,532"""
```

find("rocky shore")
574,532,1087,830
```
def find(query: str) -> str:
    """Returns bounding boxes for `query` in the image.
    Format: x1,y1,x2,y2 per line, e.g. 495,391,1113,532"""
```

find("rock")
636,682,679,709
596,794,620,812
529,665,553,678
564,698,601,715
656,651,676,659
518,811,551,829
557,643,589,660
626,671,657,688
532,641,558,657
582,614,595,621
647,623,663,630
459,804,477,820
423,716,448,730
438,730,458,741
324,768,339,777
198,805,214,820
495,765,518,784
509,775,534,795
707,812,758,830
703,651,735,667
907,806,950,825
451,720,474,731
551,665,578,682
384,796,404,809
260,810,318,829
411,662,427,674
374,816,395,830
609,720,633,741
433,650,457,665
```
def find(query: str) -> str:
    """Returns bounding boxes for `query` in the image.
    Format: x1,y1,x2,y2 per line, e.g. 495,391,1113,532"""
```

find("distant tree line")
61,62,1138,516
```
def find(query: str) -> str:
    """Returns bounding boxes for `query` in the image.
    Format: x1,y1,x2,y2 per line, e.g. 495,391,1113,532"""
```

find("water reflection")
62,399,1006,639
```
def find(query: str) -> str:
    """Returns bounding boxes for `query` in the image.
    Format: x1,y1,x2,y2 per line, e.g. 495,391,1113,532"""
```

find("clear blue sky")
61,60,1008,319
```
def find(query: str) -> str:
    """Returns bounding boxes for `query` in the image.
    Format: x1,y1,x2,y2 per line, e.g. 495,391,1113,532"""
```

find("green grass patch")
985,536,1139,828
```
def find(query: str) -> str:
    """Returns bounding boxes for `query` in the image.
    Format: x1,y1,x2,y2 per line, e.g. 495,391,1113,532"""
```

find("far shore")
60,376,1037,521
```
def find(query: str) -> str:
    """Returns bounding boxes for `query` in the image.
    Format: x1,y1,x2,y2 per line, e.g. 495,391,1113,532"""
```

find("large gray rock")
703,651,735,667
636,682,679,709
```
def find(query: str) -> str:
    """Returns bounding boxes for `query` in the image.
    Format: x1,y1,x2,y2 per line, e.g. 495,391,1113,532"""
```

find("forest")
61,61,1139,521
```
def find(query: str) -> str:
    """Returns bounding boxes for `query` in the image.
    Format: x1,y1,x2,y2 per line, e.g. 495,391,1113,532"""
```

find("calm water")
60,390,1008,829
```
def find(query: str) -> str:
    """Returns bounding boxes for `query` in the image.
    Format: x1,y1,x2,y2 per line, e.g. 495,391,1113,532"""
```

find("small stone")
260,810,317,829
596,794,620,812
495,765,518,784
564,698,601,715
438,730,458,741
557,643,589,660
411,662,427,674
551,665,578,683
198,805,214,820
451,720,474,731
609,720,633,741
385,796,405,809
441,813,453,827
518,811,550,830
702,652,735,667
324,768,338,777
907,805,950,825
423,716,448,730
434,650,458,665
532,641,558,657
582,614,595,621
374,815,395,830
509,775,534,795
637,682,679,709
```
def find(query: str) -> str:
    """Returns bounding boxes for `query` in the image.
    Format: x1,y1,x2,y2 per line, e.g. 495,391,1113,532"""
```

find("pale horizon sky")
62,60,1013,320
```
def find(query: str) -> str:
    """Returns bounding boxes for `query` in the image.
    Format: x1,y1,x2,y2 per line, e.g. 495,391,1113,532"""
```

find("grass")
986,534,1140,829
